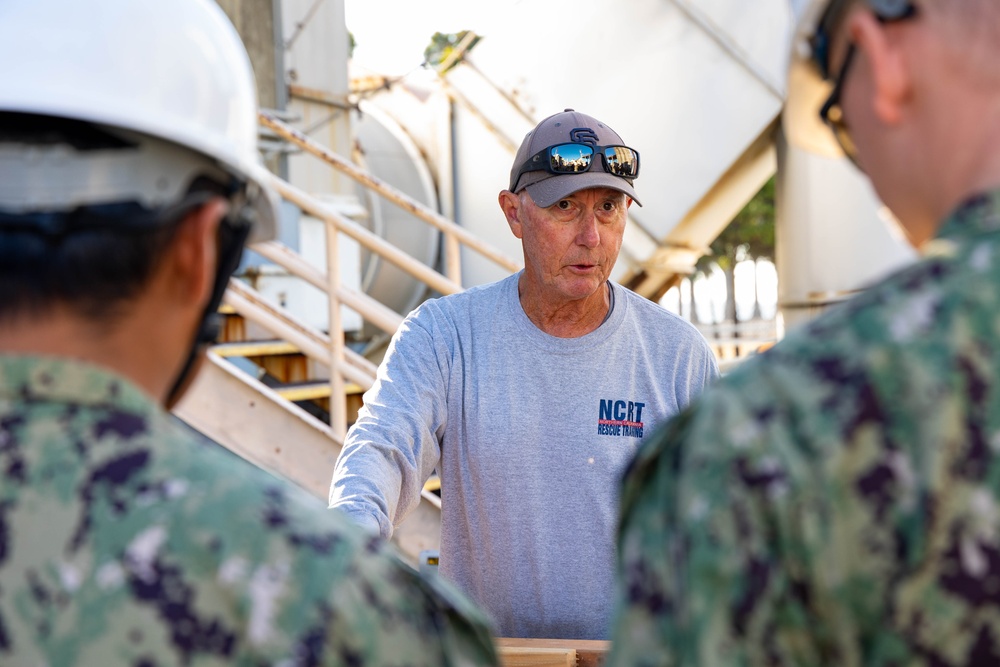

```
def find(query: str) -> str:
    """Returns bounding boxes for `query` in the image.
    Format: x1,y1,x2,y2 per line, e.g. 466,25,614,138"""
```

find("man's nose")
576,211,600,248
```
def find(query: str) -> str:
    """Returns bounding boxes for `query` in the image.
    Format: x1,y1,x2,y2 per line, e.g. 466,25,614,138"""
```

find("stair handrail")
259,112,523,281
250,169,459,436
252,240,404,336
263,172,463,296
225,279,378,389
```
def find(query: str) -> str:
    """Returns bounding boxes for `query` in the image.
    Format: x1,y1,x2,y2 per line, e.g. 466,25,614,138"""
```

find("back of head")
785,0,1000,157
921,0,1000,86
0,0,278,323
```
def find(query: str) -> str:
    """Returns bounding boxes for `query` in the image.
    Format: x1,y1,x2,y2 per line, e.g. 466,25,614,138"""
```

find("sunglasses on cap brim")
512,143,640,192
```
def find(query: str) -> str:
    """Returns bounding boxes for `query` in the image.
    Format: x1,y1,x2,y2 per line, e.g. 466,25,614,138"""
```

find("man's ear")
498,190,524,240
849,9,911,126
166,198,227,308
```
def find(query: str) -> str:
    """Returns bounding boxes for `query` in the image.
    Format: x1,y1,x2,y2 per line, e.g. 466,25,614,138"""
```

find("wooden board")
496,639,609,667
498,647,575,667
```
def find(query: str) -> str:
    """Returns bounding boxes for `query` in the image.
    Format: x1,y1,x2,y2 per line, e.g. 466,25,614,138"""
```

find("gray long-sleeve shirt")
330,272,718,639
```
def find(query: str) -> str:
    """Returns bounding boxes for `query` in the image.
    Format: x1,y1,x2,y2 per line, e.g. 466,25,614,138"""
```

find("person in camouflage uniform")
0,358,496,665
0,0,498,664
608,0,1000,665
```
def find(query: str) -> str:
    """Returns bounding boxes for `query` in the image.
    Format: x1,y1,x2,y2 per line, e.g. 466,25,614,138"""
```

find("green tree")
695,176,775,323
423,31,481,72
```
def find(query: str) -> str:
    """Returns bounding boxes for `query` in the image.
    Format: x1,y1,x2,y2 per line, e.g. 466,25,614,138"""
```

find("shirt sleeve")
674,331,721,411
697,340,721,389
329,308,449,538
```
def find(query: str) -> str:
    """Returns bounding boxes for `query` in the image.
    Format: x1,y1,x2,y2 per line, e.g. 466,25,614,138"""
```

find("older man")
331,109,718,640
0,0,498,663
609,0,1000,664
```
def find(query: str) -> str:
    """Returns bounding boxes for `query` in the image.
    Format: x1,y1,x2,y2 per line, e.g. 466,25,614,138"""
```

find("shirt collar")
921,190,1000,258
938,190,1000,240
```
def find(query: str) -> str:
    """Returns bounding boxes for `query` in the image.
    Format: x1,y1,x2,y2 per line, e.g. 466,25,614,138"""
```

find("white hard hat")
0,0,278,242
785,0,918,158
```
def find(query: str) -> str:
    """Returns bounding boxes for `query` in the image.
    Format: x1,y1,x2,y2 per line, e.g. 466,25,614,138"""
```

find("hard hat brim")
244,163,280,245
0,0,280,243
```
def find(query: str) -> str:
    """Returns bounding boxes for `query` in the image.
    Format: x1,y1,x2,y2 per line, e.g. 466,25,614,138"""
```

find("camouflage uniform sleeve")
318,532,500,666
218,470,501,666
607,364,851,667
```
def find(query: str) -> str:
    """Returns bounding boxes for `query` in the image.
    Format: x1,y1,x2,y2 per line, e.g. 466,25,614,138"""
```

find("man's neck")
0,306,181,406
912,82,1000,244
517,278,611,338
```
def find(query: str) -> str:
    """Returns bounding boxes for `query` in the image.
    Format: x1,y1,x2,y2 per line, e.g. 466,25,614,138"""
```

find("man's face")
508,187,630,304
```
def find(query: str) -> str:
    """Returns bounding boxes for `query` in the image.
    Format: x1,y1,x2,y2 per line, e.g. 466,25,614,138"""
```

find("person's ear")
167,198,227,308
849,9,911,126
499,190,524,240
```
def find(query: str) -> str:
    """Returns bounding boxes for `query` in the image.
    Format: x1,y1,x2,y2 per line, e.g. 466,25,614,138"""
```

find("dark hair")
0,211,184,323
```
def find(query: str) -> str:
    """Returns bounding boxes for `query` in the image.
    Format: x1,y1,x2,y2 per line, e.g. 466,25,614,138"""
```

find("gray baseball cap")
508,109,642,207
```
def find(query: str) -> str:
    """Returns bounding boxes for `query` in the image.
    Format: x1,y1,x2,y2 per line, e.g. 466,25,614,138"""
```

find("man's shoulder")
152,428,497,634
403,274,515,333
417,274,514,312
167,447,498,662
614,283,712,347
0,353,158,414
771,246,986,367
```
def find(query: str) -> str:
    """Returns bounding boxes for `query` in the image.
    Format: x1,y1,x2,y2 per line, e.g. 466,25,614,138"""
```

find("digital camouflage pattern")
609,191,1000,666
0,355,499,666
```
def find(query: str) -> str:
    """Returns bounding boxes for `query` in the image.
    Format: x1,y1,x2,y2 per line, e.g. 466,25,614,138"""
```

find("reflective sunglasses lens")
603,146,639,178
548,144,594,173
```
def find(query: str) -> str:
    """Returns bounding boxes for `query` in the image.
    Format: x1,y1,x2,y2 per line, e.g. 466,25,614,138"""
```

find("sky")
344,0,523,76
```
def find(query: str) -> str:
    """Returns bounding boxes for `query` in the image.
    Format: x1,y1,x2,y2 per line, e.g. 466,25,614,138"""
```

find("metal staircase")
173,112,521,562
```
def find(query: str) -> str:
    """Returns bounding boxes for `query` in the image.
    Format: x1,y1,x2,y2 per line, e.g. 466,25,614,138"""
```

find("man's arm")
329,310,449,538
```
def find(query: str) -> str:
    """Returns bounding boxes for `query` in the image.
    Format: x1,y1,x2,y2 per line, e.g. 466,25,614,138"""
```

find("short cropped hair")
0,220,182,324
922,0,1000,84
